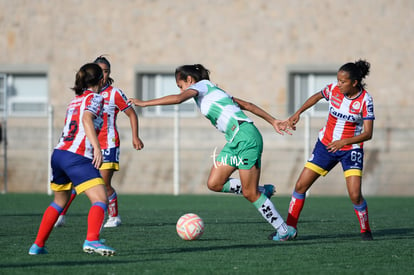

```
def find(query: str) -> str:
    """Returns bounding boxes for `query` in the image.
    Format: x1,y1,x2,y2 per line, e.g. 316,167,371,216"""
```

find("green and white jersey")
189,80,252,142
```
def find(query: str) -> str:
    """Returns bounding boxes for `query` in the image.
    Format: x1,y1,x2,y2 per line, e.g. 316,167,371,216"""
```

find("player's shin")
286,191,306,229
253,193,288,235
34,202,63,247
86,202,107,241
107,192,119,217
353,200,371,233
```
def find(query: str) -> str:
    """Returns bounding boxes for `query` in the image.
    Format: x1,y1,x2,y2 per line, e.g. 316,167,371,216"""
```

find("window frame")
135,65,198,118
0,65,49,117
287,64,339,117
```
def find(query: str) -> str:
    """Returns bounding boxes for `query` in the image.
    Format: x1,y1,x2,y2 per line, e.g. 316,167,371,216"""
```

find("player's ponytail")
355,60,370,80
175,64,210,82
339,59,370,90
72,63,103,95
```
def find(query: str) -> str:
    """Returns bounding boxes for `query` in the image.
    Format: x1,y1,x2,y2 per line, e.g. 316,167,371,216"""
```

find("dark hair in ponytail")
175,64,210,82
94,55,114,85
71,63,103,95
339,59,371,89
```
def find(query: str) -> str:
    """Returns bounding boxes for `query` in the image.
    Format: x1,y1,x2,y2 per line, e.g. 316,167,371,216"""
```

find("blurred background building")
0,0,413,195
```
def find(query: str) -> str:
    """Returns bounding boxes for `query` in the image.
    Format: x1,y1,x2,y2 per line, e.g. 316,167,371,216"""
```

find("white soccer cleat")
54,215,66,227
103,216,122,228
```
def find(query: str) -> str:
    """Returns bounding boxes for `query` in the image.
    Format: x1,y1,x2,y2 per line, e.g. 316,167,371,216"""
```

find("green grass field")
0,194,413,274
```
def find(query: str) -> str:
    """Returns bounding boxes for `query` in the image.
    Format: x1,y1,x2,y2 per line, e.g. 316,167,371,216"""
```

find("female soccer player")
55,56,144,228
285,59,375,241
129,64,297,241
29,63,116,256
96,56,144,227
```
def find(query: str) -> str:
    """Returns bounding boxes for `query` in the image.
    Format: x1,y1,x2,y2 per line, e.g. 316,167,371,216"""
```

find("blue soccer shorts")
100,147,120,171
50,149,104,194
305,139,364,178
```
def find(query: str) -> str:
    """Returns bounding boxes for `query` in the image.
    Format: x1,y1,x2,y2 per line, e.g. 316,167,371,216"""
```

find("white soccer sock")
222,178,242,194
223,178,269,196
253,193,288,235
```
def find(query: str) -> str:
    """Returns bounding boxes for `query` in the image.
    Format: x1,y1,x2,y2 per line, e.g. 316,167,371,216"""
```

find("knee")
242,188,259,203
106,186,115,196
349,193,363,205
295,180,312,194
207,179,223,192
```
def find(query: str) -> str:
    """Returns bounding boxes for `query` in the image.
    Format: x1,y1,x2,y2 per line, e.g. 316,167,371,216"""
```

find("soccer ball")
176,213,204,240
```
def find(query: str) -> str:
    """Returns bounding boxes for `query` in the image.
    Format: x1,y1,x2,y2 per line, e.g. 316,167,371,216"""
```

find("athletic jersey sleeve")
86,93,104,132
85,93,105,118
362,94,375,120
113,88,132,112
321,83,336,101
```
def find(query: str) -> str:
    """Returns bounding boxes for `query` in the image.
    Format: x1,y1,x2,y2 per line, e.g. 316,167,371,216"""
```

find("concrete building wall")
0,0,413,195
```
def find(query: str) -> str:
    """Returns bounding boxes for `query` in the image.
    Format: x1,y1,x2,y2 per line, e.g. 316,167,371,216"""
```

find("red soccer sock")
286,191,306,229
86,202,107,241
354,200,371,233
107,192,118,217
61,189,77,216
34,203,62,247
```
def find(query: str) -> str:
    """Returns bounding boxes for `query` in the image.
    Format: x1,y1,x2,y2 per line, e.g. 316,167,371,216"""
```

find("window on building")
135,66,197,117
0,66,48,117
287,65,338,117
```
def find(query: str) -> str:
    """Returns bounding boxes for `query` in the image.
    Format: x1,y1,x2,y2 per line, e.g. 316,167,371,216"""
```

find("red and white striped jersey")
55,90,104,159
98,85,132,149
318,83,375,150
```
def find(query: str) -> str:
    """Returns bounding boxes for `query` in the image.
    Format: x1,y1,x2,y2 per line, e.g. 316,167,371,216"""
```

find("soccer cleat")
103,216,122,228
29,244,48,255
263,184,276,199
54,215,66,227
267,231,277,240
361,231,373,241
272,226,297,241
83,240,116,256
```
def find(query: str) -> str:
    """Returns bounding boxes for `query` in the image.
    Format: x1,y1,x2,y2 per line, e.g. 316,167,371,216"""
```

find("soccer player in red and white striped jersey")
54,56,144,229
29,63,116,256
95,56,144,228
286,60,375,241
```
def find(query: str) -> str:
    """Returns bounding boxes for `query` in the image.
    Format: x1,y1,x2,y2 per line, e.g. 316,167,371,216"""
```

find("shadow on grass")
128,242,303,256
370,228,414,238
124,220,265,228
0,258,162,269
0,213,88,217
294,227,414,242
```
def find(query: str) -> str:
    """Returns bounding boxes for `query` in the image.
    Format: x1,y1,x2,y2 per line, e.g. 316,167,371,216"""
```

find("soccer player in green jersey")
129,64,296,241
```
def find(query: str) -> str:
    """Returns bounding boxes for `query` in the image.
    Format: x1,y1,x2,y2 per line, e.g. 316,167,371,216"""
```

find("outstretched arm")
128,89,198,107
289,92,324,127
233,97,293,135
